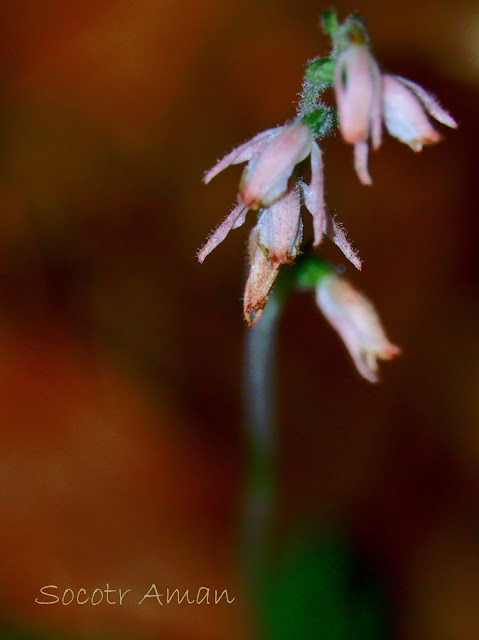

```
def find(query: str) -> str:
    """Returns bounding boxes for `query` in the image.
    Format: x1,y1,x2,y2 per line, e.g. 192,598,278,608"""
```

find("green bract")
301,107,333,136
304,58,336,86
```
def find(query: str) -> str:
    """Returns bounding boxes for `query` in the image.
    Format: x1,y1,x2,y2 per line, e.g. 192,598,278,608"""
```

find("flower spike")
199,8,456,341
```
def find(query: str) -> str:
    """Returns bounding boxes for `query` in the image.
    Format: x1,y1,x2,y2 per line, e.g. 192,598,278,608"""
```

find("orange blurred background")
0,0,477,638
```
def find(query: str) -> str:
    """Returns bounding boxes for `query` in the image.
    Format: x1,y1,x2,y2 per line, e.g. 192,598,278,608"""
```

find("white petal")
203,127,283,184
392,75,458,129
197,203,248,263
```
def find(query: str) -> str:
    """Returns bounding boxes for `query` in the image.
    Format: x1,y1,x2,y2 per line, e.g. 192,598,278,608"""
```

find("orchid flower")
382,74,458,151
198,122,361,277
197,122,311,264
198,7,456,355
334,46,457,184
315,272,401,382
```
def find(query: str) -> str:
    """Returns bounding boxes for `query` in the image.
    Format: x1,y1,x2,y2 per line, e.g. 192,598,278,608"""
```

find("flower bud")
256,187,302,263
243,189,303,326
243,230,281,327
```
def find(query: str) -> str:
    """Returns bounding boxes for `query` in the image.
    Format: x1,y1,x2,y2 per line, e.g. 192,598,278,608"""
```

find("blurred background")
0,0,477,638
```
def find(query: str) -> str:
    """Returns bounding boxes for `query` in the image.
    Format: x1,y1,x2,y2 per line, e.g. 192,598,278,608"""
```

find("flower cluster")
198,10,456,381
198,122,361,325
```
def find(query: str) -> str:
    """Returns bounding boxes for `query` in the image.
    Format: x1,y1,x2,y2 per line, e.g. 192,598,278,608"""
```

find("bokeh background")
0,0,477,638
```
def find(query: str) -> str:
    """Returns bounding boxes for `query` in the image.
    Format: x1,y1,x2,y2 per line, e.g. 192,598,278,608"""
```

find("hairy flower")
382,74,458,151
334,47,457,184
198,123,361,273
197,122,312,264
315,273,401,382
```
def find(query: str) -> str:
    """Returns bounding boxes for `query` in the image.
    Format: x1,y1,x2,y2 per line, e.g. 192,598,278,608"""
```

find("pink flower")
334,47,457,184
382,74,458,152
315,273,401,382
197,123,313,264
334,44,382,185
198,124,361,271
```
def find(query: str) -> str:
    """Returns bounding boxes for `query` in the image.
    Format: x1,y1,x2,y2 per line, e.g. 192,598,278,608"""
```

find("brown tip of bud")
244,305,265,327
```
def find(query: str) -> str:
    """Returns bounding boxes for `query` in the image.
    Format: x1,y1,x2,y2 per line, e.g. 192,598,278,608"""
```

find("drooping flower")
198,122,361,272
315,272,401,382
334,43,382,185
382,74,458,151
334,47,457,184
197,122,313,264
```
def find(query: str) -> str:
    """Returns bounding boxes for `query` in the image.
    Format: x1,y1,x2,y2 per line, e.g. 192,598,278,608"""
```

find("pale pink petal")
197,203,248,263
334,44,381,145
393,75,458,129
382,75,441,150
323,211,362,271
240,123,312,209
302,141,326,247
203,127,283,184
354,140,372,185
257,188,303,263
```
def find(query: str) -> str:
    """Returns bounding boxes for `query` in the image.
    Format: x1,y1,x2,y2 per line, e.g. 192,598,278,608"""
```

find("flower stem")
241,284,283,601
